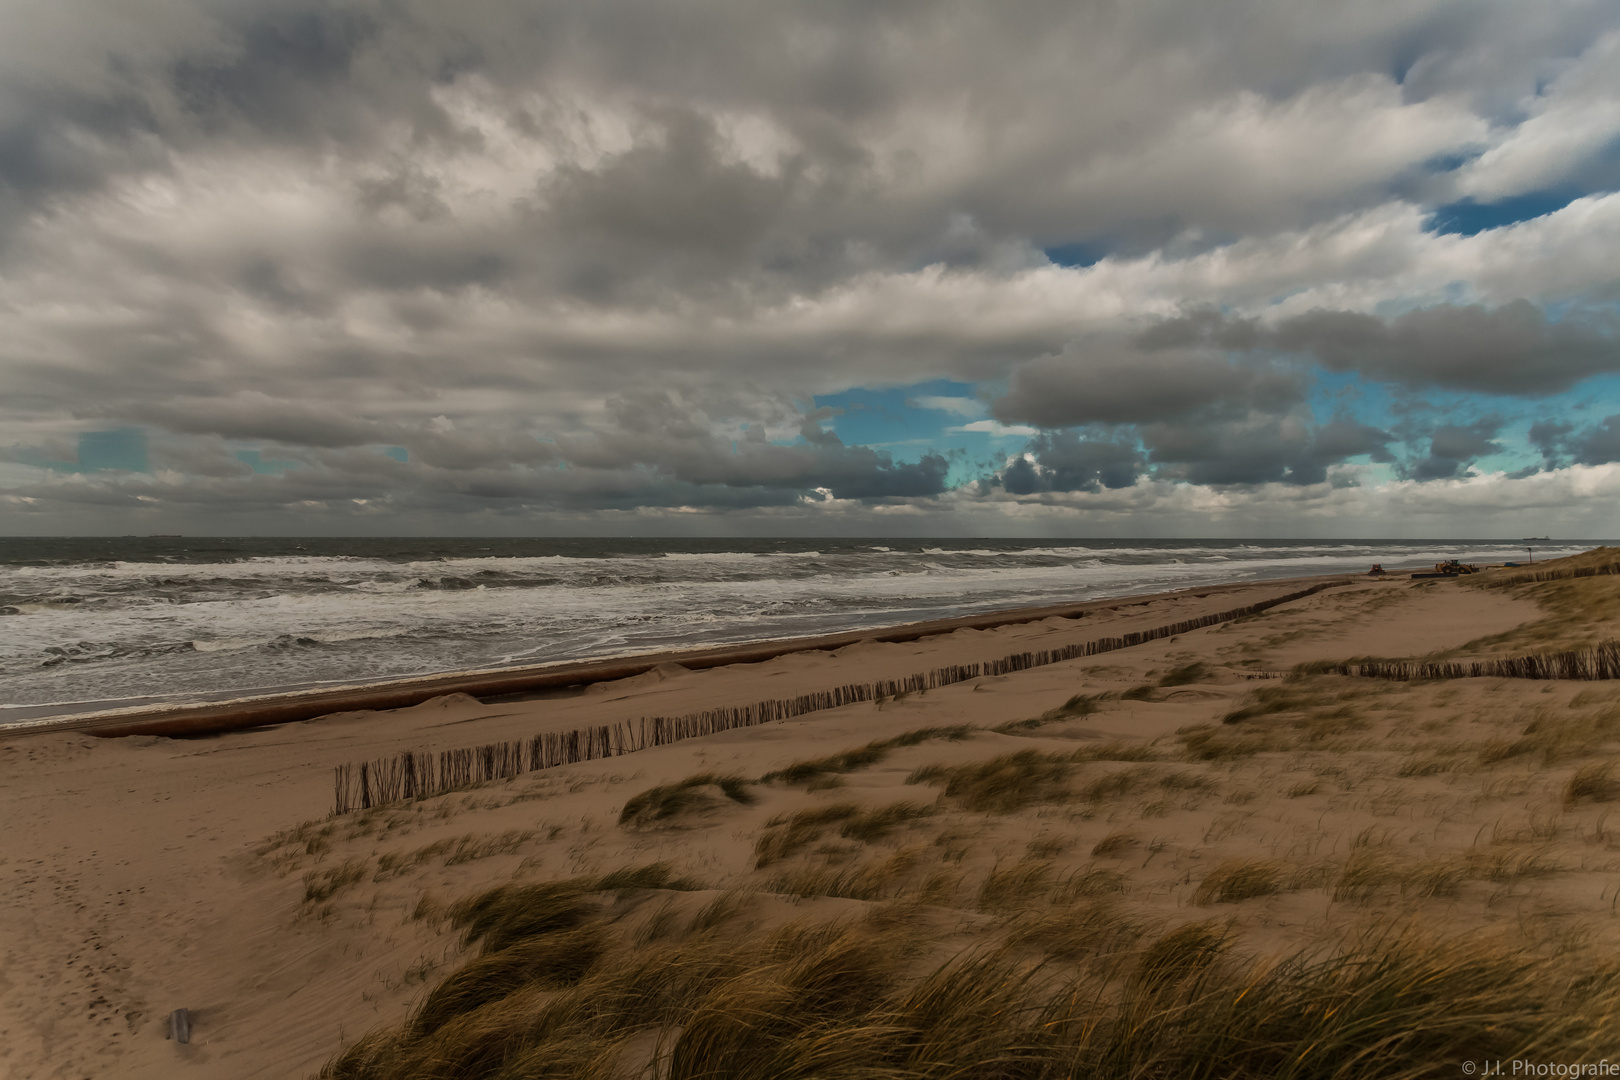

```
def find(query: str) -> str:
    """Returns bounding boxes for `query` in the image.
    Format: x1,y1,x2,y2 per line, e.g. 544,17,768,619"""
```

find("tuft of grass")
1221,680,1374,727
1178,724,1277,761
753,804,862,867
1566,762,1620,807
1192,859,1286,905
995,694,1099,734
908,749,1073,812
619,773,756,828
976,860,1055,912
1078,767,1147,804
1133,919,1231,987
839,801,937,842
1157,662,1210,687
447,864,700,956
1006,898,1146,966
447,881,599,954
760,726,977,785
1070,740,1162,763
303,859,367,903
1091,830,1137,857
1120,684,1159,702
764,849,922,901
407,925,607,1039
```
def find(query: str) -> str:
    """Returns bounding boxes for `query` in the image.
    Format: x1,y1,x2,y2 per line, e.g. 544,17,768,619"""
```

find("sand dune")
5,556,1620,1078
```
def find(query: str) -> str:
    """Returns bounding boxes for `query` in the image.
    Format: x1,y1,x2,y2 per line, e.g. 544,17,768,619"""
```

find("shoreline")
10,572,1355,740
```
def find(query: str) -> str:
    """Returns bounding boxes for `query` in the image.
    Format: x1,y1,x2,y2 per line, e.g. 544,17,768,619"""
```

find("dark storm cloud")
1529,414,1620,467
1273,301,1620,395
556,393,950,500
997,431,1143,494
1400,417,1503,480
1139,413,1395,486
992,343,1304,428
1133,300,1620,396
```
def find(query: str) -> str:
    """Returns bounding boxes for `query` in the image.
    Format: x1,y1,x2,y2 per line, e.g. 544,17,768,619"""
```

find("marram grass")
323,864,1620,1080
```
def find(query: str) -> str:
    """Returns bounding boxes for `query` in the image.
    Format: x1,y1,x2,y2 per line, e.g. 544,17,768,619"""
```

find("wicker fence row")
332,579,1342,814
1484,560,1620,587
1320,640,1620,683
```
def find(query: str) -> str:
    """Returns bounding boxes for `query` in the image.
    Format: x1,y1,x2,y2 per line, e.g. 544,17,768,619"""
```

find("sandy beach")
4,552,1620,1078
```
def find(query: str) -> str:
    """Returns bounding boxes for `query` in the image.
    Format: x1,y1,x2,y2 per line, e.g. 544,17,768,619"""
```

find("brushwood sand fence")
332,581,1355,814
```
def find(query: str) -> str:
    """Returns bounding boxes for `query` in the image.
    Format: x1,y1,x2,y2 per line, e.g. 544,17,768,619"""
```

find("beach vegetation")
908,749,1074,812
1566,762,1620,806
753,803,862,867
994,693,1099,734
1091,830,1137,857
763,848,923,901
1191,858,1287,905
976,859,1056,911
1157,662,1210,686
1026,834,1072,858
1070,740,1162,763
302,858,368,905
759,726,976,784
618,773,755,828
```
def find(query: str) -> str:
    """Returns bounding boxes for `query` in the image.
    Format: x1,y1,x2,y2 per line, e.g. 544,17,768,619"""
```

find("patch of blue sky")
1425,187,1590,236
1043,240,1112,268
812,378,1037,483
381,445,409,462
76,428,148,472
17,428,150,473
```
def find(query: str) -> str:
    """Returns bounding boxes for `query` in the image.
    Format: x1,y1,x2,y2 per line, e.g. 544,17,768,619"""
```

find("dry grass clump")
753,803,860,866
303,858,368,903
1157,662,1211,687
753,801,940,868
1005,898,1146,967
1566,762,1620,807
1177,724,1280,761
763,848,924,901
1192,859,1288,905
375,830,536,881
760,726,977,784
1221,680,1374,728
995,693,1099,734
1473,705,1620,769
1070,740,1162,764
908,743,1168,812
908,749,1074,812
1091,830,1137,857
976,859,1056,911
1396,754,1463,777
618,773,755,827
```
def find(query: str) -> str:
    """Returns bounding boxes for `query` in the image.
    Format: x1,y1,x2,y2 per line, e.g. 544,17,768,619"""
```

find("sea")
0,537,1596,726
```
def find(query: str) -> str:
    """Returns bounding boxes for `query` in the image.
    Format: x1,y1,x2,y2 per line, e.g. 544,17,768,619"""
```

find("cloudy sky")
3,0,1619,537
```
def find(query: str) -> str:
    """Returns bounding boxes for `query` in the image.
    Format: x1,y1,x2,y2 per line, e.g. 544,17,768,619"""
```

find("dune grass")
618,773,755,827
322,862,1620,1080
759,725,977,784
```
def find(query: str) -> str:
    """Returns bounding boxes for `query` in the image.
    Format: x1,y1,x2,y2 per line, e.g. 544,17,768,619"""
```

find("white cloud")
951,419,1039,437
908,396,983,417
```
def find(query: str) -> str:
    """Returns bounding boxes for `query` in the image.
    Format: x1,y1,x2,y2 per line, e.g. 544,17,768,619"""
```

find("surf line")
332,580,1347,815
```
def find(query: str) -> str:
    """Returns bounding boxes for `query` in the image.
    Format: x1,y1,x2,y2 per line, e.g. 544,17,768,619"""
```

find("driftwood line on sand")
332,580,1345,815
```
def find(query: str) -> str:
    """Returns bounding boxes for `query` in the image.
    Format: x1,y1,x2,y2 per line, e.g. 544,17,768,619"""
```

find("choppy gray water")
0,537,1593,723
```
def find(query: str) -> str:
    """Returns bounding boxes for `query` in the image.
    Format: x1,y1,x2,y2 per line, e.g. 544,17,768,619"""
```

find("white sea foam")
0,538,1596,721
